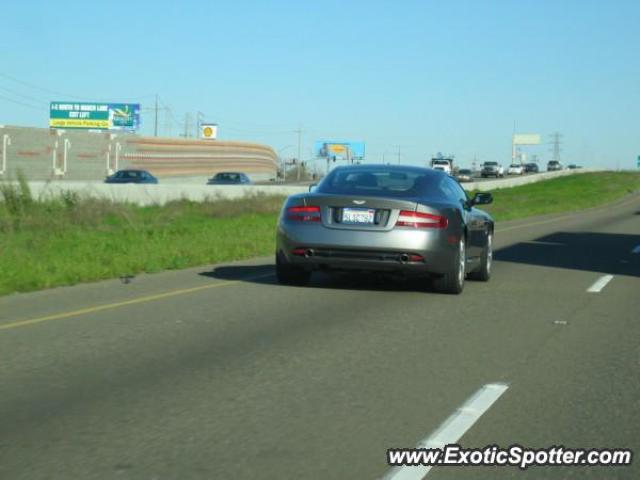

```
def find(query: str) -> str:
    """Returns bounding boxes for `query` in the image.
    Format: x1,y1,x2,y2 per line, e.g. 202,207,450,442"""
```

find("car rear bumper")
277,224,458,275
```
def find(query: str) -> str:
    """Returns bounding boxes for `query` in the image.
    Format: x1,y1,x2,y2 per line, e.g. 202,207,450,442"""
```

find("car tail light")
395,210,448,229
287,205,321,222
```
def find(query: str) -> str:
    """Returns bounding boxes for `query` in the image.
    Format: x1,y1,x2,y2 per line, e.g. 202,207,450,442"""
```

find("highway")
0,194,638,479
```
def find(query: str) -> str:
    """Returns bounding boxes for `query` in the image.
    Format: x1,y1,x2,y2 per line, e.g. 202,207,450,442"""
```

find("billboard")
200,123,218,140
49,102,141,130
512,134,541,145
314,140,365,161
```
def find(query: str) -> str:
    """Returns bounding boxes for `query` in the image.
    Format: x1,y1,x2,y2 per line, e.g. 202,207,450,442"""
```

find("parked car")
105,169,158,184
207,172,252,185
547,160,563,171
481,161,504,178
524,163,539,173
507,164,524,175
455,168,474,182
276,165,494,294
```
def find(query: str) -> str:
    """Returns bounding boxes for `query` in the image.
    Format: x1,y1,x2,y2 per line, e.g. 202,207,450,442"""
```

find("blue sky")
1,0,638,169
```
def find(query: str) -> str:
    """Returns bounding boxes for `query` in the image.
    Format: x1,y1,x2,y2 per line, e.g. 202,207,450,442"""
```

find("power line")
0,93,45,111
0,72,156,103
0,84,49,105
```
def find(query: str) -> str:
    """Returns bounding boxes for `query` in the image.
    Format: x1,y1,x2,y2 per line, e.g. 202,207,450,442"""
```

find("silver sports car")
276,165,494,294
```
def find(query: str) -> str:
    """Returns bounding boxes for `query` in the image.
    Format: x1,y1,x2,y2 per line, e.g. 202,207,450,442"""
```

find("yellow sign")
200,123,218,140
327,144,347,154
49,118,110,129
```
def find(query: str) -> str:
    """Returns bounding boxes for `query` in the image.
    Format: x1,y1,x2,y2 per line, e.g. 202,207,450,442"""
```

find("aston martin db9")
275,165,494,294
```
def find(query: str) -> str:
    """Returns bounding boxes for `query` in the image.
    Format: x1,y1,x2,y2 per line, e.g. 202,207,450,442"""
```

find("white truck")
480,161,505,178
430,156,454,174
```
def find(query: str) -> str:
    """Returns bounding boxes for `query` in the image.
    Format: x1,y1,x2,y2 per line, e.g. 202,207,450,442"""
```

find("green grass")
1,171,639,296
0,185,285,296
479,172,640,221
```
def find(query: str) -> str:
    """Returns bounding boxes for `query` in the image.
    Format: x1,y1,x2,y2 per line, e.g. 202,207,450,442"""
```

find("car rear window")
317,168,443,198
215,173,240,181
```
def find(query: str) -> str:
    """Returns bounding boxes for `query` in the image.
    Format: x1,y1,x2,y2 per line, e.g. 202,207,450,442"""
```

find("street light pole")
295,127,303,182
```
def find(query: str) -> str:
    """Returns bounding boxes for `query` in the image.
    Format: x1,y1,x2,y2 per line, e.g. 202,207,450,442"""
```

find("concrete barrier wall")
9,168,601,206
464,168,602,192
0,125,278,182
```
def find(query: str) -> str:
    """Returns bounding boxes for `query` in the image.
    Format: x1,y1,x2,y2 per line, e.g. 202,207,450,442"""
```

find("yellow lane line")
0,274,273,332
2,195,638,332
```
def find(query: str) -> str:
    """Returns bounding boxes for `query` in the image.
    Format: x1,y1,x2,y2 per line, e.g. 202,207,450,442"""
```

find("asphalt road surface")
1,194,639,480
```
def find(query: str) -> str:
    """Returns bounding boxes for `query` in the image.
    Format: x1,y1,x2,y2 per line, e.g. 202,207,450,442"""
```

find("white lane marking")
587,274,614,293
384,383,509,480
632,245,640,254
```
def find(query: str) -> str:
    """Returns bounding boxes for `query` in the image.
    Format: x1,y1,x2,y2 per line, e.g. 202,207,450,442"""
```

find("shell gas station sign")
200,123,218,140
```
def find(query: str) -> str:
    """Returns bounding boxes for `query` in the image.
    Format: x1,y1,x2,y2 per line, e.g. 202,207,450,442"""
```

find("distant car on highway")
507,164,524,175
276,165,494,294
547,160,563,171
481,161,504,178
524,163,539,173
105,169,158,184
567,164,582,169
207,172,252,185
455,168,474,182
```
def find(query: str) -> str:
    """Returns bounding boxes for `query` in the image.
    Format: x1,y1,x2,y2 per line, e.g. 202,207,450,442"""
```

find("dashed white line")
632,245,640,254
384,383,509,480
587,274,614,293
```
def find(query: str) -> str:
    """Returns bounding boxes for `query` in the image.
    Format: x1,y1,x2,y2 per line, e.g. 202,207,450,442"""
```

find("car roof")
331,164,446,178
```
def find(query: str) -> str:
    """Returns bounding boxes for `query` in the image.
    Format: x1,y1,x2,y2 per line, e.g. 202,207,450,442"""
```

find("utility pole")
196,112,205,139
154,94,159,137
549,132,562,162
295,126,303,182
183,113,192,138
397,145,401,164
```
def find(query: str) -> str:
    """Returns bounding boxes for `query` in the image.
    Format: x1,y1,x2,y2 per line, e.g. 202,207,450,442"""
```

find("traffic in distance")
103,160,578,186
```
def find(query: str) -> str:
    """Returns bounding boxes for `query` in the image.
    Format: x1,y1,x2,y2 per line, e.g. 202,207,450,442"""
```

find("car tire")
432,237,465,294
276,250,311,286
468,231,492,282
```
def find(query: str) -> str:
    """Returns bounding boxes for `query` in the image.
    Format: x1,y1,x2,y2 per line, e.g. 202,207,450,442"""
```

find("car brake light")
287,205,321,222
396,210,448,229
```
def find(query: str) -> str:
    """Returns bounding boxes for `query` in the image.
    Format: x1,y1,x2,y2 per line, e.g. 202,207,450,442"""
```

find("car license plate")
342,208,375,224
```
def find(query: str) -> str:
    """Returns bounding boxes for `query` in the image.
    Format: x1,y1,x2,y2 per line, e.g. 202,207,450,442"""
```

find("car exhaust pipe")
304,249,315,258
399,253,409,263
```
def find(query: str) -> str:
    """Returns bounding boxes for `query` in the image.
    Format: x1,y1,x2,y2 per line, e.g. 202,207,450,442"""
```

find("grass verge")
1,171,639,295
479,171,640,221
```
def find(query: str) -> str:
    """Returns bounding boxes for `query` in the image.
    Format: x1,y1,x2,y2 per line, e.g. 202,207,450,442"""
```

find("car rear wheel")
432,238,465,294
276,251,311,286
468,231,492,281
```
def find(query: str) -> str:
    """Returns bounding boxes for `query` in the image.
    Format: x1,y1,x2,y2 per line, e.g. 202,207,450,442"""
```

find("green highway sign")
50,102,141,130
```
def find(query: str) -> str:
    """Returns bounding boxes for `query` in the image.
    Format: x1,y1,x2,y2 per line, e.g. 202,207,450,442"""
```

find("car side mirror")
472,192,493,205
308,183,318,192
